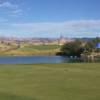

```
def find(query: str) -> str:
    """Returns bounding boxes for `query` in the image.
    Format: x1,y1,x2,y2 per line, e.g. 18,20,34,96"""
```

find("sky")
0,0,100,38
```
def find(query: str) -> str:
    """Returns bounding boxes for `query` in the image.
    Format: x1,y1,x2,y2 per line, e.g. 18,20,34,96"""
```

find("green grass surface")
20,45,61,50
0,45,61,56
0,63,100,100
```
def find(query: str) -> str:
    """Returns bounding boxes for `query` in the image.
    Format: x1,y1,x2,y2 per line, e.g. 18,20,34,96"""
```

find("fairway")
0,63,100,100
1,45,61,56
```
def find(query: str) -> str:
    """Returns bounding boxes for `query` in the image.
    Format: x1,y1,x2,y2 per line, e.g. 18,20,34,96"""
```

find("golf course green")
0,63,100,100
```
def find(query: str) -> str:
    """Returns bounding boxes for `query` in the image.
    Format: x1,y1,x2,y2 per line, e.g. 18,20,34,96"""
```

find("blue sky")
0,0,100,38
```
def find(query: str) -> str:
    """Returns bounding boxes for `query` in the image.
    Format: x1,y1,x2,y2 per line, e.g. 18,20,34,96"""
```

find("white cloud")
0,1,23,16
11,20,100,32
1,20,100,37
11,9,23,16
0,1,17,8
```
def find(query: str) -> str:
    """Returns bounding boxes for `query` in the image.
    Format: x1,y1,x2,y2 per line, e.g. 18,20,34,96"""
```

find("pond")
0,56,73,64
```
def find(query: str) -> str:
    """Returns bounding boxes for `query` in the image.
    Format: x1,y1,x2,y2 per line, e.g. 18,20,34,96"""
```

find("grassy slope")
2,45,61,56
0,63,100,100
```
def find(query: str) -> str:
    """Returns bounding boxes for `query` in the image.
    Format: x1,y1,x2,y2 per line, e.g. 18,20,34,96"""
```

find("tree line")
57,37,100,57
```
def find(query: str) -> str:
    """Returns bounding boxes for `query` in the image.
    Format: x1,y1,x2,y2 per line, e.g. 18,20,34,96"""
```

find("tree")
59,37,100,57
61,40,84,57
84,37,100,52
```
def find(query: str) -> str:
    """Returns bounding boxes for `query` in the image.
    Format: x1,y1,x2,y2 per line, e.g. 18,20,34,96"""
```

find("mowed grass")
3,45,61,56
0,63,100,100
20,45,61,50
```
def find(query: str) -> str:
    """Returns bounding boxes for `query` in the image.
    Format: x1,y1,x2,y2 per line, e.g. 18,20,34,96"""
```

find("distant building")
58,36,66,45
58,36,74,45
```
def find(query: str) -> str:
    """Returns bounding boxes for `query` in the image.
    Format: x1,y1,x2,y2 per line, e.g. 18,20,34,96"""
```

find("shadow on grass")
0,92,36,100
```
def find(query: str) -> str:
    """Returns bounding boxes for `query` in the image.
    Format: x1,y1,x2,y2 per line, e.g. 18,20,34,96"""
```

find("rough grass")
0,63,100,100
